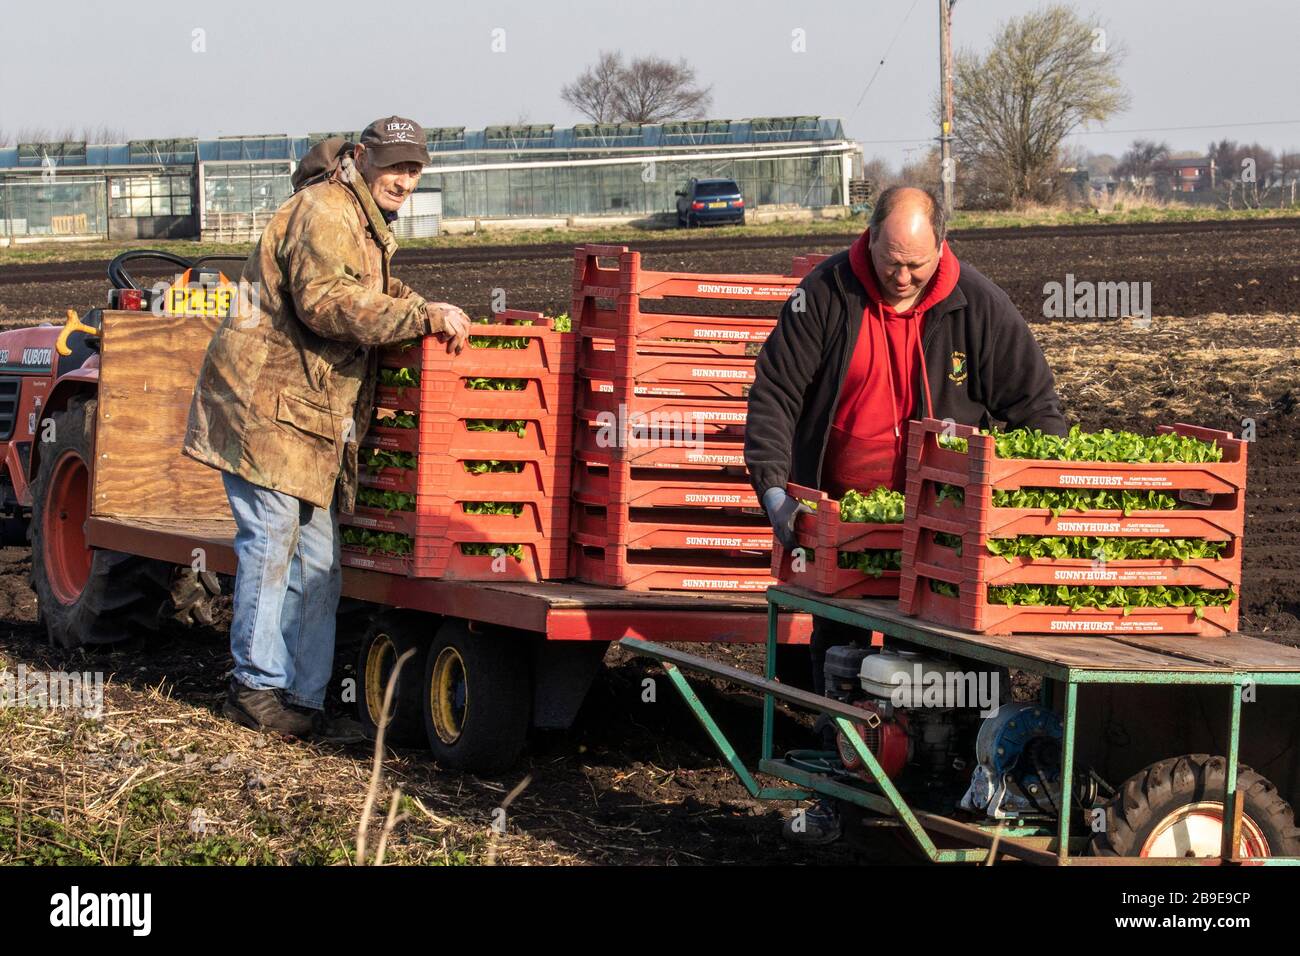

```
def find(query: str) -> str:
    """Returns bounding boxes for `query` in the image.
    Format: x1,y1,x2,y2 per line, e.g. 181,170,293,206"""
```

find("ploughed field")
0,220,1296,865
2,220,1292,639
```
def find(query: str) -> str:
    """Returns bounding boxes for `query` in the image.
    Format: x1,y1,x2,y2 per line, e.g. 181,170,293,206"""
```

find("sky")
1,0,1297,167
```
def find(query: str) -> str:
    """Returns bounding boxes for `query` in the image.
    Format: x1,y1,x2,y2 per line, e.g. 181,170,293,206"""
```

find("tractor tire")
29,396,171,648
1090,753,1300,859
356,613,429,746
421,619,531,774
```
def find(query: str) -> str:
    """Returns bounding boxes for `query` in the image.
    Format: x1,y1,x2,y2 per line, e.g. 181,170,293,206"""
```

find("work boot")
782,798,843,846
223,679,313,738
301,709,368,745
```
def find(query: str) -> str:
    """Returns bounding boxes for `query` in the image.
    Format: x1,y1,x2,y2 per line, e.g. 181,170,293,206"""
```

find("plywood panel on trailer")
93,310,230,521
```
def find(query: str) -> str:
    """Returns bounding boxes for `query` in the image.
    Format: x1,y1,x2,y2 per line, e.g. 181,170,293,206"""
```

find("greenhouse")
0,117,857,241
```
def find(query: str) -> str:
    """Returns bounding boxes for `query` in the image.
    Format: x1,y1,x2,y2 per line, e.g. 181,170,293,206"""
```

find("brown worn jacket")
183,154,429,513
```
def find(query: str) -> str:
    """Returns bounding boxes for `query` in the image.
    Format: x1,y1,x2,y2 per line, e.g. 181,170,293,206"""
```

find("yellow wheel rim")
364,634,396,726
429,646,467,744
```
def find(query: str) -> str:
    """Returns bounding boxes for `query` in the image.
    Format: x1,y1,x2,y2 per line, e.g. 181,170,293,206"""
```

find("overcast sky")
1,0,1296,166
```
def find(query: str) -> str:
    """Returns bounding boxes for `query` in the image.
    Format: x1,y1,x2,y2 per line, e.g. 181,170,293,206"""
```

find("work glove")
762,487,811,552
426,302,471,354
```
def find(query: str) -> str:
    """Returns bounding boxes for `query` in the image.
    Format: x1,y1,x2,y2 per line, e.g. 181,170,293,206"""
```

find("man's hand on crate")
762,487,811,550
425,302,471,354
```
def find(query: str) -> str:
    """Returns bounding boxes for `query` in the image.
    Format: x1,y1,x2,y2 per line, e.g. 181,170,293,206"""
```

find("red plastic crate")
905,524,1242,590
901,418,1245,634
376,310,576,423
790,253,832,278
572,543,775,592
345,312,576,581
909,418,1247,497
770,483,903,599
571,244,793,345
573,463,758,510
898,576,1238,636
575,423,746,470
572,504,773,551
342,540,564,583
579,383,747,438
581,343,756,398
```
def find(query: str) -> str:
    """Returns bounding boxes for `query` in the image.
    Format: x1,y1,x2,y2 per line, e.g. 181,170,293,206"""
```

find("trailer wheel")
356,613,428,746
421,619,531,774
1090,753,1300,858
29,396,170,648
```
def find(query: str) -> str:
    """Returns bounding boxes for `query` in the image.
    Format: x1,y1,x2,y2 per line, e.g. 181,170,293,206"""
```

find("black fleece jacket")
744,248,1068,496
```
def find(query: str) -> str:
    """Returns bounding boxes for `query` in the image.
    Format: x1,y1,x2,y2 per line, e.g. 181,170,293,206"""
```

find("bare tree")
1086,153,1118,178
561,51,626,124
562,53,712,125
1114,139,1171,192
613,56,711,124
860,155,898,192
950,5,1129,207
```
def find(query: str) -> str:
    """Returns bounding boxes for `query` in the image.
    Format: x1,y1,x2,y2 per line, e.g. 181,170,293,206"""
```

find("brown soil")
1,221,1297,865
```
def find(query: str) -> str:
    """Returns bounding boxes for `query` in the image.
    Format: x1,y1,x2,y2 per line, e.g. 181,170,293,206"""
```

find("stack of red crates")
900,418,1247,635
340,310,576,581
771,483,905,599
569,244,803,591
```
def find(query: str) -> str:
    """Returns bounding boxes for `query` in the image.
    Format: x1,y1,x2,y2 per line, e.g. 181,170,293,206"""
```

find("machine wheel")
29,396,172,649
421,619,531,774
356,613,428,746
1090,753,1300,858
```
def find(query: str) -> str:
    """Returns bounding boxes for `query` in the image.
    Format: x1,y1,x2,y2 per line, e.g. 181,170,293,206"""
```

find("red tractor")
10,251,239,647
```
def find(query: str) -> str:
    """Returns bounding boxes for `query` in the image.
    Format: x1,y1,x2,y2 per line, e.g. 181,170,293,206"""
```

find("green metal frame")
622,587,1300,866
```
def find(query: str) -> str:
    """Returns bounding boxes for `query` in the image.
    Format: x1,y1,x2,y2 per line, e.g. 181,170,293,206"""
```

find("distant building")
0,117,859,243
1159,157,1216,194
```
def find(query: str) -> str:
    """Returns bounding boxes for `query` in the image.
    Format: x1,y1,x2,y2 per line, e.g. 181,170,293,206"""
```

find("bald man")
745,185,1067,844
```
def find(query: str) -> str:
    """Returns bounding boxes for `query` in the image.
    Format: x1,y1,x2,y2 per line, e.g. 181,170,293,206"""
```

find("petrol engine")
823,644,1086,820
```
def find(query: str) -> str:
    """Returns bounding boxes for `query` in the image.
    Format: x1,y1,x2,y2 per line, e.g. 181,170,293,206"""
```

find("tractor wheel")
356,613,429,746
421,619,531,774
1090,753,1300,859
29,396,171,648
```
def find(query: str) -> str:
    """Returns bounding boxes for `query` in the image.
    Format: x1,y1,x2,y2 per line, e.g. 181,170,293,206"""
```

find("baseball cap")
359,116,430,168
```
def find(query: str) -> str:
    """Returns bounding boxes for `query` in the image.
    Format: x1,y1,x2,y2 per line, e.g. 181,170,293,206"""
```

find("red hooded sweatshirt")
821,229,961,498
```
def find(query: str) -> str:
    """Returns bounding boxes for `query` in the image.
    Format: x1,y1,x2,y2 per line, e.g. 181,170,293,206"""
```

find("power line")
1066,119,1300,137
858,119,1300,147
848,0,923,121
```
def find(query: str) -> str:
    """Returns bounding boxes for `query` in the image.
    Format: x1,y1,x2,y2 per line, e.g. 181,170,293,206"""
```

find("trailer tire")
29,396,171,649
421,619,531,774
356,613,428,746
1090,753,1300,858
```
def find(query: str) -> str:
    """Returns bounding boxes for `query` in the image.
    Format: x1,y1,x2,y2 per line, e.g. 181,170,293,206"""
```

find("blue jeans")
222,470,342,710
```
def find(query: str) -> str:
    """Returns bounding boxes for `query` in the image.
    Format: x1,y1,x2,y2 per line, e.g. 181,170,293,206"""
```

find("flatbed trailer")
623,586,1300,864
25,299,810,773
85,514,807,645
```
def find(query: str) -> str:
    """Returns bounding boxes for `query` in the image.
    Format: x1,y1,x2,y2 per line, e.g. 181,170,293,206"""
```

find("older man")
745,185,1067,843
184,116,470,741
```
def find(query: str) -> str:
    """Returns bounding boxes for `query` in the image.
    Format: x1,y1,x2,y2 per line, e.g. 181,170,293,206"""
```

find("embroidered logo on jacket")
948,350,968,385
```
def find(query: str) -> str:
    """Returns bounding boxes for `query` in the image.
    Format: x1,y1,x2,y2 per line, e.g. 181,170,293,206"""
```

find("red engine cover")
836,702,910,779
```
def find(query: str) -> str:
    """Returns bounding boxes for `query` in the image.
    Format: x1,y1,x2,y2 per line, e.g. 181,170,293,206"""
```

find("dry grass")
0,640,583,866
1036,312,1300,425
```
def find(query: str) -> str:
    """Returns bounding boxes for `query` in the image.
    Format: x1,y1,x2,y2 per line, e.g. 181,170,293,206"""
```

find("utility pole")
939,0,955,218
